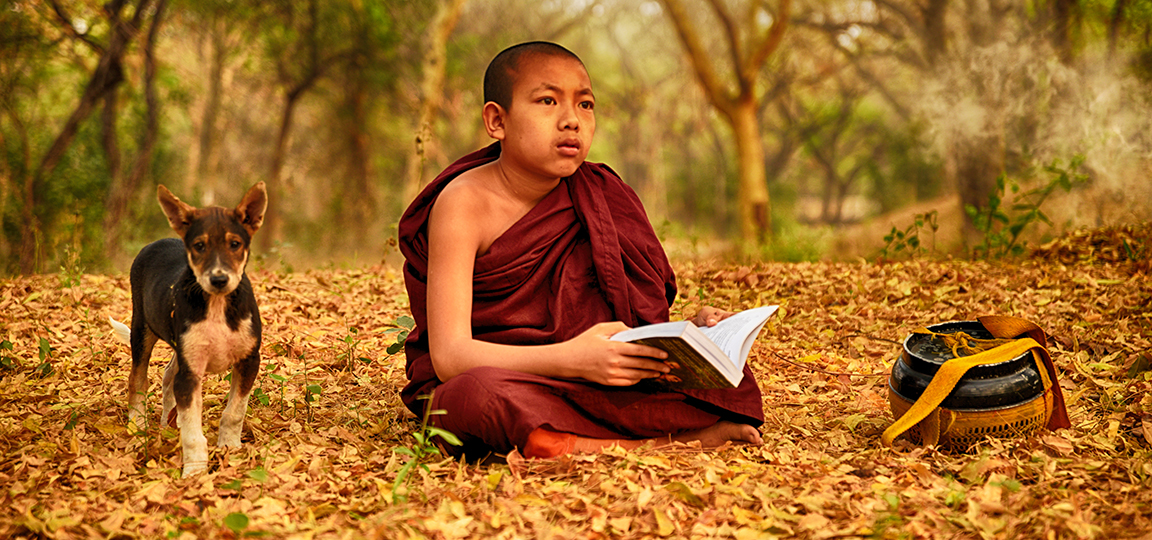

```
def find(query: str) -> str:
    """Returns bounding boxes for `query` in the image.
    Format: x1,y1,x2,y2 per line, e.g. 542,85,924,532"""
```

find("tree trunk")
731,99,770,245
659,0,788,247
1,106,31,271
1108,0,1128,58
260,0,321,254
403,0,467,204
1050,0,1078,64
0,125,9,265
921,0,949,67
341,69,375,250
262,90,305,252
100,92,122,186
19,0,154,273
104,0,167,268
953,135,1004,243
197,15,228,205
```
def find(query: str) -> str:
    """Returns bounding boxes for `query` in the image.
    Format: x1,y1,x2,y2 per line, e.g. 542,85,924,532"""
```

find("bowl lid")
890,320,1045,409
902,320,1031,378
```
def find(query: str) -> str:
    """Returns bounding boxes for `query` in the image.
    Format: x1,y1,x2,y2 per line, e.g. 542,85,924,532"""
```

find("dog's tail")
109,317,131,345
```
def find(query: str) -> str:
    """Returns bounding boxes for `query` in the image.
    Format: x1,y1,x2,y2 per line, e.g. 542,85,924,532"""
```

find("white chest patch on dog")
181,296,257,375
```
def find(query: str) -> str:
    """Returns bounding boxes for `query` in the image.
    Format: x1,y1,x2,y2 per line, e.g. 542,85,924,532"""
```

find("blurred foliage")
965,156,1090,260
880,210,940,260
1,0,1150,274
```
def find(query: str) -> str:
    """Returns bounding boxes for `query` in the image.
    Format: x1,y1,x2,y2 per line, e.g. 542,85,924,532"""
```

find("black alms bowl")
889,321,1045,411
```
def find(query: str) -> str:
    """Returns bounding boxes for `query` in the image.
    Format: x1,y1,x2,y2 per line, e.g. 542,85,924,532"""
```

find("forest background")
1,0,1151,275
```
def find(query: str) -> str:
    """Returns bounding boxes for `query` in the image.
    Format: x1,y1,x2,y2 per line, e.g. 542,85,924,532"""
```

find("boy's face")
495,54,595,180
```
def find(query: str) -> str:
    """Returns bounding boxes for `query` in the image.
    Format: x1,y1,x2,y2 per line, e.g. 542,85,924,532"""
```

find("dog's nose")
209,275,229,289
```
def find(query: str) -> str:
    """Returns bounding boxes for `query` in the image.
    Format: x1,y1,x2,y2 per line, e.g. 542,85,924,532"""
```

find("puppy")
115,182,266,476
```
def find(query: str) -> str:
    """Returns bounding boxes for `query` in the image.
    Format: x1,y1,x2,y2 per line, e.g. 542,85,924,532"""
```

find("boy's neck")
492,157,566,205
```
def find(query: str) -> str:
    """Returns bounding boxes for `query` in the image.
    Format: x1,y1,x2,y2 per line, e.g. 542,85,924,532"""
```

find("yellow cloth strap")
978,315,1070,430
881,337,1041,447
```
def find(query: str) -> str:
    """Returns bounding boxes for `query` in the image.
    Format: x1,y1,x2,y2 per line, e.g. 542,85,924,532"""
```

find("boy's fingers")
618,342,667,360
626,357,670,373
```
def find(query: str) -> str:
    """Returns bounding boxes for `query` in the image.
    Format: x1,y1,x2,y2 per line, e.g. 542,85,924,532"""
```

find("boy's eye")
540,97,556,105
580,101,594,110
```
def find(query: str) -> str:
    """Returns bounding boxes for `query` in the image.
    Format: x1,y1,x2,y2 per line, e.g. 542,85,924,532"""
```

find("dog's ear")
234,181,268,236
158,185,197,238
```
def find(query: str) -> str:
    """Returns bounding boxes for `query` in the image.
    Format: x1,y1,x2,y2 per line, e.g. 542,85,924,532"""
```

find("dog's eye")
193,242,206,252
230,240,242,250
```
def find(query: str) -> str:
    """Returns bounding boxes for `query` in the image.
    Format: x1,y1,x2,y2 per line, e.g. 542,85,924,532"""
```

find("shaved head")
483,41,585,111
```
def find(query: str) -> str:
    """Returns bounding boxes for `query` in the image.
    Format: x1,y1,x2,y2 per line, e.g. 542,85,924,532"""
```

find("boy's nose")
559,106,579,131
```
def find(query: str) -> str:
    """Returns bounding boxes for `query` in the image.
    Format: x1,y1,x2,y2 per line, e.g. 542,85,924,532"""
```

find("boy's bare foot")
671,420,763,447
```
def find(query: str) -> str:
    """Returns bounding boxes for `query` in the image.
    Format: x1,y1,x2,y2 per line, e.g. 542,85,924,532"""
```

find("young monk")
397,41,764,459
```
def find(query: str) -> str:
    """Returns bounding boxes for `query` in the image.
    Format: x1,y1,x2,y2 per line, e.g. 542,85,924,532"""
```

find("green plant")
299,351,321,423
385,316,415,356
33,337,54,378
129,389,159,467
880,210,939,259
58,247,83,289
259,361,290,412
0,340,17,370
965,156,1088,259
259,357,320,420
337,327,371,370
270,373,289,412
252,387,270,406
253,240,295,273
391,391,461,504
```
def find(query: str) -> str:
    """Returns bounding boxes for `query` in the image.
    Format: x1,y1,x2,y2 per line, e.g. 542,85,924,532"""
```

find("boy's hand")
691,306,734,327
569,322,670,386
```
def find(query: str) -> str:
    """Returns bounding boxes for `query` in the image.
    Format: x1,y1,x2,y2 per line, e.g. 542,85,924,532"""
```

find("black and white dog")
112,182,266,476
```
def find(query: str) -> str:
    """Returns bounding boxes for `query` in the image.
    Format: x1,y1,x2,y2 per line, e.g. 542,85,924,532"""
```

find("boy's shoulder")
433,165,497,215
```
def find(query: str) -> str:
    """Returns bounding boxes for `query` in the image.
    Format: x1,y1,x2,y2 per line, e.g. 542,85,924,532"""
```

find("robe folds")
398,143,764,458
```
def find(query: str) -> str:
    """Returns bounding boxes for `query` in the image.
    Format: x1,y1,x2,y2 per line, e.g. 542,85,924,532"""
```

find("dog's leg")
219,351,259,447
161,352,178,428
127,329,159,434
173,364,209,476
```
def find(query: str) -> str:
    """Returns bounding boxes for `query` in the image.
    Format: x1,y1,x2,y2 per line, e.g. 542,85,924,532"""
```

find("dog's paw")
126,414,146,436
181,461,208,477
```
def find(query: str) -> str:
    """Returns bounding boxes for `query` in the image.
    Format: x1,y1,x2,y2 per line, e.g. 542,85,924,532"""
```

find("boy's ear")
482,102,507,141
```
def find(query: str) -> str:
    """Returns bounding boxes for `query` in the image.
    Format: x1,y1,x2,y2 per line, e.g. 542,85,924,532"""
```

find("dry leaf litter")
1,224,1150,539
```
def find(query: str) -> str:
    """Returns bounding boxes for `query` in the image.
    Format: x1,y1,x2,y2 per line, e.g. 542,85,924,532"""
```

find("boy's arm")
424,184,671,386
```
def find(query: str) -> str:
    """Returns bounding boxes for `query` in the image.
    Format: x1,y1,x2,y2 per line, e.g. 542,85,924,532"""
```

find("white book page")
697,306,779,366
610,320,691,342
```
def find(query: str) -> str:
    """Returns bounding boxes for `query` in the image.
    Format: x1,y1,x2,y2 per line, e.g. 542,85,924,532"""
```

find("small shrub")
880,210,939,259
385,316,415,356
965,156,1088,259
392,391,461,504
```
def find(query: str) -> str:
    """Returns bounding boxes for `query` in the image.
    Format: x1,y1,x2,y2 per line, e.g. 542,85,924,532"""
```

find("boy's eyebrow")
529,82,596,99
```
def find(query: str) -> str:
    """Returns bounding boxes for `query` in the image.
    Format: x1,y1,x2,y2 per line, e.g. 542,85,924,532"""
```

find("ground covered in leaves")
1,224,1151,539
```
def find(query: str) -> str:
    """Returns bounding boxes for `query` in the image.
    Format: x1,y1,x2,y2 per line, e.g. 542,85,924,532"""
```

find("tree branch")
745,0,791,87
659,0,735,117
703,0,745,88
46,0,104,54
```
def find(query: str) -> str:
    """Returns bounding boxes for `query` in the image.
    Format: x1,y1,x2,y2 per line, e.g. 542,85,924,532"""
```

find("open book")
610,305,779,390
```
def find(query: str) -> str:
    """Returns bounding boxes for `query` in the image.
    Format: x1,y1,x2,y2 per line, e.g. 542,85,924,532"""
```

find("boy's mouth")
557,138,582,157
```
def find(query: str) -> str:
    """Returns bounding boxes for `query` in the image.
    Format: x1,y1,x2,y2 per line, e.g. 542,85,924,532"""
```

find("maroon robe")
398,143,764,458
